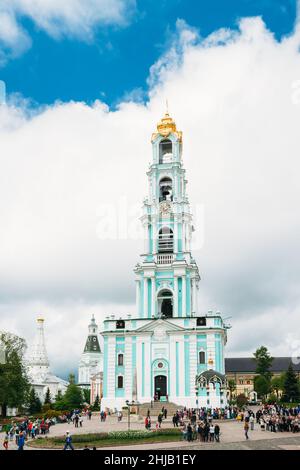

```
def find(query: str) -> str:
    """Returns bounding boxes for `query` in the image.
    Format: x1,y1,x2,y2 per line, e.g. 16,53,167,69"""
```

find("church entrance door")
154,375,167,398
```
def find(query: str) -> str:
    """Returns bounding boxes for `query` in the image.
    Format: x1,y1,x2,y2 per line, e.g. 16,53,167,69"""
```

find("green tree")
82,388,90,404
53,390,66,411
63,380,83,410
0,332,30,417
27,388,42,414
92,394,100,411
228,379,236,402
253,346,273,380
282,363,300,403
44,387,52,405
254,375,271,400
271,375,284,400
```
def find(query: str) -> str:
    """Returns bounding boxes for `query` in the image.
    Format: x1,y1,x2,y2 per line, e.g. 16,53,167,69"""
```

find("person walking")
250,414,255,431
15,427,20,446
214,424,220,442
64,431,74,450
18,432,25,451
187,423,193,442
209,423,215,442
244,421,249,440
204,422,209,442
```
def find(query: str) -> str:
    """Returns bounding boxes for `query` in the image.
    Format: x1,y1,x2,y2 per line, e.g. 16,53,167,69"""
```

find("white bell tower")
28,318,50,380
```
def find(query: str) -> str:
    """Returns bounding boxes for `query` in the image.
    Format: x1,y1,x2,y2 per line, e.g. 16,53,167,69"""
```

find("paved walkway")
1,415,300,450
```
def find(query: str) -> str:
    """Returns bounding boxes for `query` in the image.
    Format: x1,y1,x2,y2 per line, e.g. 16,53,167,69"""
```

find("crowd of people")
2,417,53,450
255,404,300,434
2,402,300,450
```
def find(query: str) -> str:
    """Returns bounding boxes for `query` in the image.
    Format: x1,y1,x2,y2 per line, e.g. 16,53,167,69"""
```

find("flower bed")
52,428,181,444
28,428,182,448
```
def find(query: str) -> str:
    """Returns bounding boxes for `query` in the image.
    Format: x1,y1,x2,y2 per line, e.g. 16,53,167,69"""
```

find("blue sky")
0,0,297,107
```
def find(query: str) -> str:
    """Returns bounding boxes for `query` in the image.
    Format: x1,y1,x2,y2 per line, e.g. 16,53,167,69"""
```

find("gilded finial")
165,99,169,115
151,103,182,142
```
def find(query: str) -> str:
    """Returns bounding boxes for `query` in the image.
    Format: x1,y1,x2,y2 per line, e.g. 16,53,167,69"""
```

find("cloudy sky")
0,0,300,378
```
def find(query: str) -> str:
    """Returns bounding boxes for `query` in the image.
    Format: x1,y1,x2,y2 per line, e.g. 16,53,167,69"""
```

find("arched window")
117,375,124,388
158,227,174,253
159,177,173,202
118,353,124,366
159,139,173,163
199,351,206,364
157,289,173,318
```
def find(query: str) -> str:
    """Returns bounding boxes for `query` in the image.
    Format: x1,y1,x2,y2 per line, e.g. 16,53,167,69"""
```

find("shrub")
236,394,248,408
267,394,278,404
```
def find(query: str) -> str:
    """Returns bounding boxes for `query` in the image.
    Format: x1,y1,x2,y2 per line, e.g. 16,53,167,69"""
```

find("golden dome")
37,317,44,323
151,109,182,142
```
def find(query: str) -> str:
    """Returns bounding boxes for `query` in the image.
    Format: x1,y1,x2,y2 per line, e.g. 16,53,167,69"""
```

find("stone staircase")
138,401,180,417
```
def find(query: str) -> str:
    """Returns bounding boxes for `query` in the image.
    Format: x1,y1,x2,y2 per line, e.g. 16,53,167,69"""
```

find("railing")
156,253,174,265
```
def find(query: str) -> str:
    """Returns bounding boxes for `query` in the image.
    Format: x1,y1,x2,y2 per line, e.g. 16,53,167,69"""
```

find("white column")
189,336,197,403
192,278,196,316
151,277,156,317
182,275,186,317
143,277,148,318
136,279,140,316
195,281,199,314
178,339,185,397
174,276,178,317
182,221,186,252
143,224,148,253
186,224,191,252
152,223,156,255
153,174,156,199
173,218,178,253
136,340,143,400
107,337,116,398
124,337,132,399
169,338,177,398
144,339,151,399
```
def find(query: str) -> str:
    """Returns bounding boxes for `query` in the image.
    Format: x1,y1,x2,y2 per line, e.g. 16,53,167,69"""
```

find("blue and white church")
101,112,228,410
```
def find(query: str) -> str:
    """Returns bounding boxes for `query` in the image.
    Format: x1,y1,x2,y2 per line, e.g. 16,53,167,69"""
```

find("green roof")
84,335,101,353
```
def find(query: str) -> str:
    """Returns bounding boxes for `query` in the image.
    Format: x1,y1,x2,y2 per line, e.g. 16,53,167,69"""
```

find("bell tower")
78,315,103,389
134,110,200,319
101,110,228,411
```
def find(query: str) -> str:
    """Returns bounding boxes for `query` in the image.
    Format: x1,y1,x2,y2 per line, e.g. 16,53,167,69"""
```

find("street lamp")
195,386,199,414
126,400,135,430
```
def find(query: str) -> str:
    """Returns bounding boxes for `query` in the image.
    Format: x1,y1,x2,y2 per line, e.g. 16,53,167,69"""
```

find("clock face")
160,201,171,215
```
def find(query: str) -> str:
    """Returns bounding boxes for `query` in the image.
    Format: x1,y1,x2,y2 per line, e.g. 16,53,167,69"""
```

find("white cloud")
1,17,300,374
0,0,135,63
